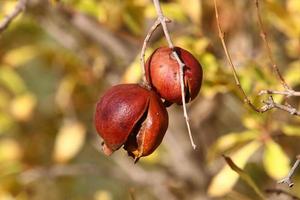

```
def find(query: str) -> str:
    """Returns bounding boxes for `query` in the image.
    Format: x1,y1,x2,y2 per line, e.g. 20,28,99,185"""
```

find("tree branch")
213,0,262,113
278,155,300,187
214,0,300,117
0,0,27,33
259,89,300,97
254,0,290,90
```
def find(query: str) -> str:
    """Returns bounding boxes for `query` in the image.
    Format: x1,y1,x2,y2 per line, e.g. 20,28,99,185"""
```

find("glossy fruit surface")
94,84,168,160
145,46,203,104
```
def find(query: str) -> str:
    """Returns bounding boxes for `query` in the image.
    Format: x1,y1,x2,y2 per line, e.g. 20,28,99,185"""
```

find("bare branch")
278,155,300,187
260,96,300,116
0,0,27,33
213,0,262,113
254,0,290,90
259,89,300,97
152,0,197,149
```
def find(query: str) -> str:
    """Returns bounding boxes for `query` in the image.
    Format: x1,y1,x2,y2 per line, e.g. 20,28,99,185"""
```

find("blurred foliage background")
0,0,300,199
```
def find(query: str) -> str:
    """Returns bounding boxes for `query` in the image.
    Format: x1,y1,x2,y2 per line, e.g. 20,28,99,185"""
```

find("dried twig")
254,0,300,116
259,89,300,97
266,188,300,200
261,96,300,116
254,0,290,90
213,0,262,113
0,0,27,33
140,0,197,149
278,155,300,187
214,0,300,117
140,18,171,85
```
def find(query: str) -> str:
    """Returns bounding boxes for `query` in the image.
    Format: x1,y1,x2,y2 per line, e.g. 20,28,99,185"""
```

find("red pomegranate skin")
132,90,168,157
94,84,168,160
145,47,203,104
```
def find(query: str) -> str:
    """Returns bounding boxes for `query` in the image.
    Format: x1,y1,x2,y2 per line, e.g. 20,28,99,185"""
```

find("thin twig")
0,0,27,33
278,155,300,187
214,0,300,117
140,18,171,85
265,188,300,200
254,0,290,90
259,89,300,97
261,96,300,116
213,0,262,113
152,0,196,149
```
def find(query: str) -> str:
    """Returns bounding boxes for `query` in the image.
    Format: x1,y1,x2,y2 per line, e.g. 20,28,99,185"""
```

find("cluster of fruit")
94,47,203,162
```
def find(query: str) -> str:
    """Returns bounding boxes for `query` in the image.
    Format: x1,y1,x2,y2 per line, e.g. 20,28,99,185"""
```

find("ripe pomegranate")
94,84,168,161
145,46,203,104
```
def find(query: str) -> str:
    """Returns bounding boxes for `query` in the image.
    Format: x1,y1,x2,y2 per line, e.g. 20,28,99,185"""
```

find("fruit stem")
152,0,197,149
140,17,171,88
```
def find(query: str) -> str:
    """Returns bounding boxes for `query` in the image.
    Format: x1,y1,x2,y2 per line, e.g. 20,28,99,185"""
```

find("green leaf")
208,141,261,197
263,139,290,180
223,155,266,200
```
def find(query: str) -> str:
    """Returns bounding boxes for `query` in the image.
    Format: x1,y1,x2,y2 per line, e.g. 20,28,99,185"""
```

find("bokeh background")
1,0,300,199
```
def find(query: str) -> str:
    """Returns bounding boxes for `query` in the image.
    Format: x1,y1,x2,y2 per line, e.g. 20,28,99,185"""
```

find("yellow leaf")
282,125,300,137
263,139,290,179
223,156,266,199
208,141,261,197
10,93,36,121
94,190,112,200
0,138,22,162
178,0,202,25
0,67,27,95
55,76,76,110
207,130,258,162
53,121,86,163
121,49,153,84
3,45,38,67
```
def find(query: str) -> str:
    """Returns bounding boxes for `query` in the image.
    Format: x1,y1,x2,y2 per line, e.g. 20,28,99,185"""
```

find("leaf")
284,61,300,87
10,93,36,121
223,156,266,200
282,125,300,137
0,113,13,135
178,0,202,25
53,120,86,163
0,67,27,95
208,141,261,197
0,138,22,162
121,49,153,84
263,139,290,180
207,130,258,162
124,4,144,35
94,190,113,200
55,76,76,111
3,45,39,67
